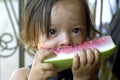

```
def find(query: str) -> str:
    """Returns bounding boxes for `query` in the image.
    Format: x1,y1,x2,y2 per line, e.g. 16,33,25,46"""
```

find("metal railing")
0,0,25,67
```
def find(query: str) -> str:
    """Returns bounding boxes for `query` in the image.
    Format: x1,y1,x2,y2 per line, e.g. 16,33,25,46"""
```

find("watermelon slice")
44,36,116,71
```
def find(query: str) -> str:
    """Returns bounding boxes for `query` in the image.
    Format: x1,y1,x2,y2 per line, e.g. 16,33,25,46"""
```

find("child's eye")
49,29,56,35
72,28,81,33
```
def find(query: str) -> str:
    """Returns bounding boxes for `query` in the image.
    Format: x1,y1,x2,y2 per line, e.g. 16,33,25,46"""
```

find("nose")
59,33,72,47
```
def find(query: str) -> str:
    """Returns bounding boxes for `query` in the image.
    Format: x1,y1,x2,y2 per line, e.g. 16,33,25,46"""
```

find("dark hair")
23,0,100,51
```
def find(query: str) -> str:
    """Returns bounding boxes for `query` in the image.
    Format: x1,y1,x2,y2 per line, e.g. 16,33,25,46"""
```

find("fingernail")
74,53,78,57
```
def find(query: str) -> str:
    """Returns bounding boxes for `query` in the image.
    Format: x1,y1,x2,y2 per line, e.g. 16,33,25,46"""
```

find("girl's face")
37,1,87,49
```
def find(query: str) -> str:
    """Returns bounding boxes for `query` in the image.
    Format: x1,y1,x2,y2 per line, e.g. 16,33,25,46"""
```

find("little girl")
9,0,101,80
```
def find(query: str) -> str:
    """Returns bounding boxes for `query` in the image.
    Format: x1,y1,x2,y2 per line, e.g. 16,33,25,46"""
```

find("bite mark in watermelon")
44,36,116,71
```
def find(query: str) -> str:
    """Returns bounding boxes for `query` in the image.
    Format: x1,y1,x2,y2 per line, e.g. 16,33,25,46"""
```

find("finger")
79,49,87,66
44,70,57,77
33,51,39,65
37,49,56,62
39,69,57,78
87,49,95,65
94,49,101,69
41,63,57,71
72,53,80,70
94,49,101,64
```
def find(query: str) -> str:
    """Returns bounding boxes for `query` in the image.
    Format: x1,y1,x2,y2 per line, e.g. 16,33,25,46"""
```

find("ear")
30,41,36,48
31,41,38,53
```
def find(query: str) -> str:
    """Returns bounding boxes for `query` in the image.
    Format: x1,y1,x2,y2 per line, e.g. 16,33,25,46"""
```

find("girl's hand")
72,49,100,80
28,49,57,80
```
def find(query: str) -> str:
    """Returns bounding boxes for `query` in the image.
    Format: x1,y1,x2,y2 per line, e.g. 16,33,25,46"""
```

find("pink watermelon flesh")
44,36,116,72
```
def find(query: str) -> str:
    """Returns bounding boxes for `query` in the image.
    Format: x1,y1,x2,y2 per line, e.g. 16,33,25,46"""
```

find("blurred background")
0,0,119,80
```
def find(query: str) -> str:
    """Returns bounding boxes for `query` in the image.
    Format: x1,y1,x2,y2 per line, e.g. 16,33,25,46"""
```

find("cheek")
72,37,86,44
72,33,87,44
37,39,59,49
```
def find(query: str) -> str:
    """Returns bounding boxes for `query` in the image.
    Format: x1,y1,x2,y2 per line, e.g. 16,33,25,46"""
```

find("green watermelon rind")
44,45,116,72
100,45,116,60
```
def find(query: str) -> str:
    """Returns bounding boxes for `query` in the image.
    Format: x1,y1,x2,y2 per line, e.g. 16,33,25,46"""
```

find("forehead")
51,0,86,25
